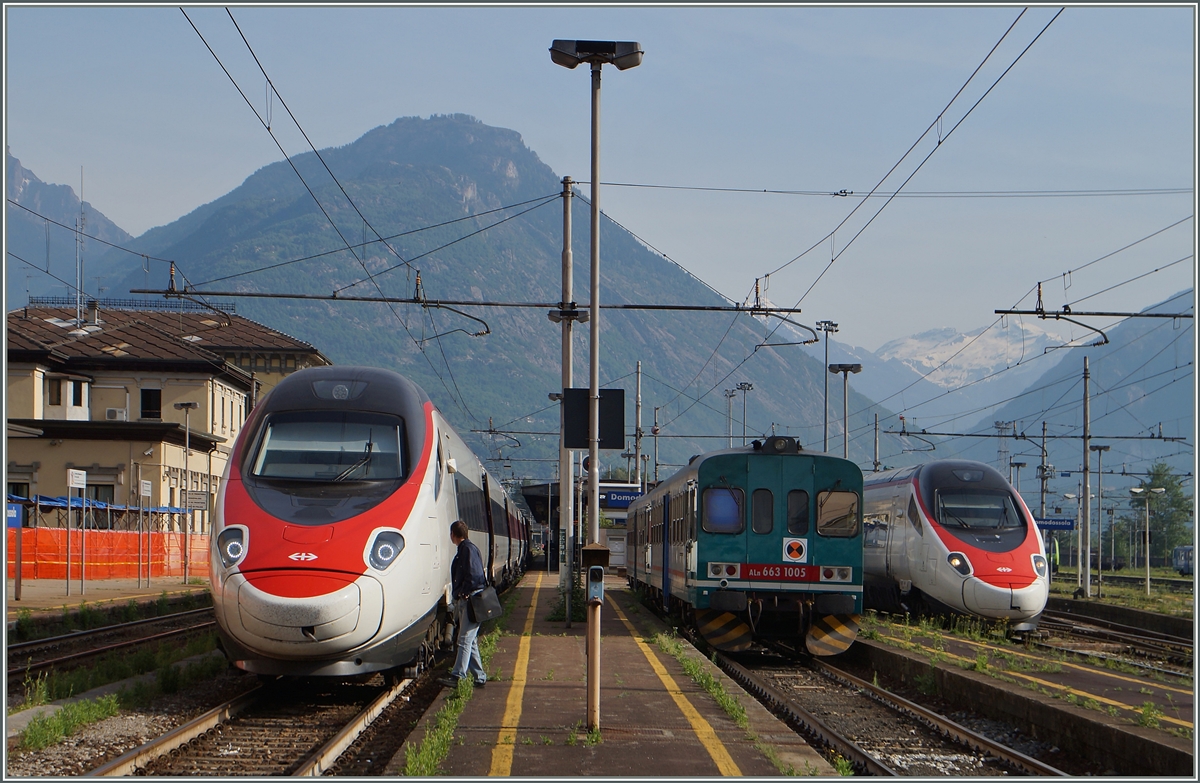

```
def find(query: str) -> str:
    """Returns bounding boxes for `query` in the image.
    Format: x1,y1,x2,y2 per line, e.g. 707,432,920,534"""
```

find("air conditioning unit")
106,408,128,421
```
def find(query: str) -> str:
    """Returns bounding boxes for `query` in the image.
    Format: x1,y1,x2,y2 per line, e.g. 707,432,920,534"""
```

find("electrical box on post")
587,565,605,605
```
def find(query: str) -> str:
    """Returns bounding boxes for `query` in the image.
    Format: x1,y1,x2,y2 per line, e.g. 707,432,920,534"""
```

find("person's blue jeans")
449,597,486,684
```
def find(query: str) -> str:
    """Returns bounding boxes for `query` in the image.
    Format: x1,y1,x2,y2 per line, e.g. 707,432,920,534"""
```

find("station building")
5,298,331,533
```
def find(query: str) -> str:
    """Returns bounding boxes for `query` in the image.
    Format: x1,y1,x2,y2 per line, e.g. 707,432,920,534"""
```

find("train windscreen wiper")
334,434,375,481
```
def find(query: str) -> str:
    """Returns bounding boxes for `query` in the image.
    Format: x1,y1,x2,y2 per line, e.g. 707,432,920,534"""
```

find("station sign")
1036,516,1075,531
601,489,643,509
184,491,210,511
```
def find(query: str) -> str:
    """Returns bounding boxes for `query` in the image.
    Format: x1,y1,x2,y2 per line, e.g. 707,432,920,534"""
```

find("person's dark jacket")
451,537,487,600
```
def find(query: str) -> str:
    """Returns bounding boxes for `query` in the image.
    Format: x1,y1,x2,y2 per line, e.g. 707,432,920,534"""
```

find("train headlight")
1031,554,1048,578
216,527,247,569
367,530,405,571
947,552,972,576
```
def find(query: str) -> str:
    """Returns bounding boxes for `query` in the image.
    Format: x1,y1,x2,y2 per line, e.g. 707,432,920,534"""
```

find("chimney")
87,299,101,325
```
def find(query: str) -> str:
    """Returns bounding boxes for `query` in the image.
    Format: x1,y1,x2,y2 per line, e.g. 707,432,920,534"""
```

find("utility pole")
816,320,838,451
553,175,576,595
873,414,880,472
1090,443,1110,594
652,407,659,482
634,361,642,486
737,382,753,446
724,389,736,448
1082,357,1092,597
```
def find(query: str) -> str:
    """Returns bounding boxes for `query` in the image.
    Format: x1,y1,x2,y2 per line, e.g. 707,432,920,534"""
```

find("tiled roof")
7,305,326,363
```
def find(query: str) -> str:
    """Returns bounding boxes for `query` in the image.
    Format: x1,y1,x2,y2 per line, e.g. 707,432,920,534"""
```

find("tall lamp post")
828,364,861,459
1130,486,1165,596
550,37,643,734
736,382,753,445
816,320,838,451
174,401,198,584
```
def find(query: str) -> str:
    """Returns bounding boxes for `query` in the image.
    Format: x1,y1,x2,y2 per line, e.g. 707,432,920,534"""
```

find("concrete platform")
6,577,210,625
390,571,833,777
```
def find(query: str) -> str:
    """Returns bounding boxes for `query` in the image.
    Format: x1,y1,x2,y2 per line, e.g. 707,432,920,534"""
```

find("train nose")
220,571,384,657
962,576,1047,621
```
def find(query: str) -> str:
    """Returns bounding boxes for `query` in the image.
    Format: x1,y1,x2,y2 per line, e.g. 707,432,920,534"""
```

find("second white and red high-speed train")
209,365,527,678
862,460,1048,631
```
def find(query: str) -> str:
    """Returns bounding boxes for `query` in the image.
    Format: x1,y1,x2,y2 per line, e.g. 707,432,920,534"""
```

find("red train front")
210,366,455,678
863,460,1049,631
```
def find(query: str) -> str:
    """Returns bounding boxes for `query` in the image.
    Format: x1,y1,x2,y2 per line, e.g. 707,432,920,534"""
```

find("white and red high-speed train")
862,460,1048,631
209,366,527,678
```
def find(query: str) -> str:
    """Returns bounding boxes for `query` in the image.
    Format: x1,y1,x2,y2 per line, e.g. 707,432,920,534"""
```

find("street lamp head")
174,401,199,410
829,363,862,374
1150,487,1166,495
815,320,838,333
551,40,643,70
1089,444,1111,453
736,382,753,392
1063,493,1077,500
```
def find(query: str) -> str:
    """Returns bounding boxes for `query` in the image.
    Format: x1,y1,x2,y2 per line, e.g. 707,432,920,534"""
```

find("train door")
480,472,498,583
685,486,698,590
746,457,782,570
886,492,913,587
661,496,671,612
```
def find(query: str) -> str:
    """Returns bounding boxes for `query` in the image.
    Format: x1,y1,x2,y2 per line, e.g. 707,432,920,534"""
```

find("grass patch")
19,694,121,751
401,594,516,775
9,633,219,714
653,633,747,729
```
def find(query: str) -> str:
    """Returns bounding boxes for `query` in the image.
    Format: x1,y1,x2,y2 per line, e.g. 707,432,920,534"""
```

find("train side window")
434,441,444,499
863,513,888,547
816,490,860,537
702,487,744,534
908,497,923,535
787,490,809,535
751,489,773,534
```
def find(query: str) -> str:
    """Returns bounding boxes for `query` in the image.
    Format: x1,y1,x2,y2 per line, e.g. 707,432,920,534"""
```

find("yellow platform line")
488,571,542,776
607,594,742,776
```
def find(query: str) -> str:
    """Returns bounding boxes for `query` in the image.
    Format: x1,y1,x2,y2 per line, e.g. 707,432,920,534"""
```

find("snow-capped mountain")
876,321,1065,390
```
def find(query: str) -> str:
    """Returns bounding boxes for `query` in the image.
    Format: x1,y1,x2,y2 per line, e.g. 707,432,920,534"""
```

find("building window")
141,388,162,420
71,380,84,406
48,379,62,406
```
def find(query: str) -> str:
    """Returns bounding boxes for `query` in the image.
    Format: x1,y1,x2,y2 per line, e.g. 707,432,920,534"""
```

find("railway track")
6,608,216,684
1038,609,1192,672
88,674,414,776
716,649,1067,776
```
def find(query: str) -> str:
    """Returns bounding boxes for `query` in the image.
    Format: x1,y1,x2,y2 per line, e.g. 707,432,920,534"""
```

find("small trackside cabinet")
587,565,605,604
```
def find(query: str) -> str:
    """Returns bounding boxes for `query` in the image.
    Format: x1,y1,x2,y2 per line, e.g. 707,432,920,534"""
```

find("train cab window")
816,491,860,537
787,490,809,535
908,497,924,535
251,411,405,481
702,487,744,534
751,489,773,534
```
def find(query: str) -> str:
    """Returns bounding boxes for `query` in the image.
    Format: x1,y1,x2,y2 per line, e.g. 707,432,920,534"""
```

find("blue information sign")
601,489,643,509
1036,516,1075,531
7,503,20,528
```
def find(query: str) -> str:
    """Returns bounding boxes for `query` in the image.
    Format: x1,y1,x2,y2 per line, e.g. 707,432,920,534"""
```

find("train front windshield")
252,411,406,481
935,492,1024,531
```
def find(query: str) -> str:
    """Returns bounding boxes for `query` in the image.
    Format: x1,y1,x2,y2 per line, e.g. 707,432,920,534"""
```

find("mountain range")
6,118,1192,487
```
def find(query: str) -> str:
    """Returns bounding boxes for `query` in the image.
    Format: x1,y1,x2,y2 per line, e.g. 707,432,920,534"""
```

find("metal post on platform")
176,401,198,584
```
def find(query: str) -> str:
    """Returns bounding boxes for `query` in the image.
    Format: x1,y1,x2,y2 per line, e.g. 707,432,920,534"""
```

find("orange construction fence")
6,528,210,581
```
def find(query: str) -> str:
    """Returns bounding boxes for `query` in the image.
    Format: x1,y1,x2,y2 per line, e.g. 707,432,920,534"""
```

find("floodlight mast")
551,38,642,735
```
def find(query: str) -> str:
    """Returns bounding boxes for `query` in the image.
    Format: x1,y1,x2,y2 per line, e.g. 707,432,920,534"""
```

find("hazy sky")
4,4,1195,351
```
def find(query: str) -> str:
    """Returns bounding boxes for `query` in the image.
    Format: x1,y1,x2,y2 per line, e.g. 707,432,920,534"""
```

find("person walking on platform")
439,520,488,689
